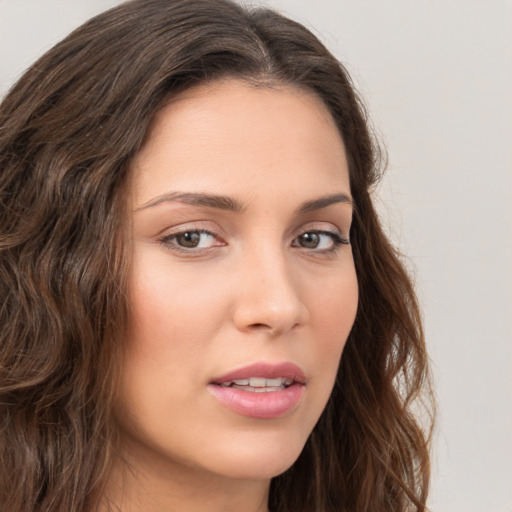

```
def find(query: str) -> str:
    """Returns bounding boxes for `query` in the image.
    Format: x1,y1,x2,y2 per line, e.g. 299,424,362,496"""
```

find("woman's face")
118,79,358,485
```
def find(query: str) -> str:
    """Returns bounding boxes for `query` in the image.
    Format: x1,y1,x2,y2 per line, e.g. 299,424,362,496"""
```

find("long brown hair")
0,1,434,511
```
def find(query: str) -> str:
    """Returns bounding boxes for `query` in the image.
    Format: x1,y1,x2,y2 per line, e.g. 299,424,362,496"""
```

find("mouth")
211,361,306,386
218,376,294,392
208,362,306,419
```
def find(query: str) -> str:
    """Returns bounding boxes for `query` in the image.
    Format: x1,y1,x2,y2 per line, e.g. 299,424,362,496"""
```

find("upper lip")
212,362,306,384
211,362,306,385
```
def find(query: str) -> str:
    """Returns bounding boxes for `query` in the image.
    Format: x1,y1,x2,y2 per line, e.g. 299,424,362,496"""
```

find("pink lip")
208,362,306,419
211,362,306,385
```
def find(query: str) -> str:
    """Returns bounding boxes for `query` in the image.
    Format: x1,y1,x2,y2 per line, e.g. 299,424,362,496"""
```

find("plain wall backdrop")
1,1,511,511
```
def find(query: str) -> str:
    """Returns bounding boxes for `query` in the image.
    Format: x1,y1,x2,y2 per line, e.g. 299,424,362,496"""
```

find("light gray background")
1,1,511,511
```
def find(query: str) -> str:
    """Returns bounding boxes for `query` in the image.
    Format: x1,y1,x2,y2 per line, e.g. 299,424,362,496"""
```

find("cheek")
118,255,225,429
314,259,358,328
127,252,227,354
307,265,358,380
115,254,228,445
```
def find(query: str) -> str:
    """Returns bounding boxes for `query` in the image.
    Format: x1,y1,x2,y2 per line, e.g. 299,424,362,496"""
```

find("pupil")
300,232,319,248
177,231,200,247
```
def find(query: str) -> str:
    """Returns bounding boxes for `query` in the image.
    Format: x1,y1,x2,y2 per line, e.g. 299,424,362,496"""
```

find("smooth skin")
104,79,359,512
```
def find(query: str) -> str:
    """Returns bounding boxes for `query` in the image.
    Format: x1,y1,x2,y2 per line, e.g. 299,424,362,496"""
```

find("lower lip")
207,383,304,419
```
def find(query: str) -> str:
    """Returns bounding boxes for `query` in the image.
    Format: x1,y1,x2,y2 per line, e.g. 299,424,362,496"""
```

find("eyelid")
292,230,349,249
157,222,227,252
157,220,223,238
155,220,350,254
292,220,351,252
295,221,349,240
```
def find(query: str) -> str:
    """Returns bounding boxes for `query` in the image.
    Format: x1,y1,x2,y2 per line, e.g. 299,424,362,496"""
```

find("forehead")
130,78,349,206
149,79,340,137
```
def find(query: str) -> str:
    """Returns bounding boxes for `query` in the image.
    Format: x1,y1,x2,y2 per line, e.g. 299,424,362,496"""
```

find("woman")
0,0,433,511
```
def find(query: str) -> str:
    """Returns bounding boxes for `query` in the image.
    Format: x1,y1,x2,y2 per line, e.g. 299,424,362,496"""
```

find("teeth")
250,377,267,387
219,377,294,389
232,379,250,385
262,377,282,387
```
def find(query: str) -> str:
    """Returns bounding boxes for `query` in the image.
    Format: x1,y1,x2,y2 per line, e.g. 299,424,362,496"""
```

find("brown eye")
292,230,348,252
160,229,223,252
297,232,320,248
176,231,201,248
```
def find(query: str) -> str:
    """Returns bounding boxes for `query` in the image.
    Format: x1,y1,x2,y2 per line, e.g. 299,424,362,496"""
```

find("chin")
200,429,309,481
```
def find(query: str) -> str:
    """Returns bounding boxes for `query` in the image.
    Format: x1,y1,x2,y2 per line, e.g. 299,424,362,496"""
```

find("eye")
292,230,349,251
159,229,223,250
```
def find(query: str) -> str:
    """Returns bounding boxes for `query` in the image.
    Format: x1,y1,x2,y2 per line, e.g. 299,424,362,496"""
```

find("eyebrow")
135,191,352,213
136,192,244,212
297,193,352,213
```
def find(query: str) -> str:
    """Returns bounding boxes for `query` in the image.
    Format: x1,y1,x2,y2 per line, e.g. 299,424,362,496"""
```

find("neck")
97,450,271,512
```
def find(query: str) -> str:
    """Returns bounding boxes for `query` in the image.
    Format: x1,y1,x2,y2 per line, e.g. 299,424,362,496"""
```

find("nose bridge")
232,235,308,335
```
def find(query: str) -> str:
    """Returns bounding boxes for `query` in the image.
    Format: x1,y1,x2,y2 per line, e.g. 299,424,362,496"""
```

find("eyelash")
292,230,350,253
158,227,350,255
159,229,221,252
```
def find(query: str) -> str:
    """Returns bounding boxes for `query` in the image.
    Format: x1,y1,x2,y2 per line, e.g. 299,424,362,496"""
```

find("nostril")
250,323,271,329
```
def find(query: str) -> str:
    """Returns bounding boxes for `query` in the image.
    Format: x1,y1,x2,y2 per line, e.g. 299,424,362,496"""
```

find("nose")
232,245,309,337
